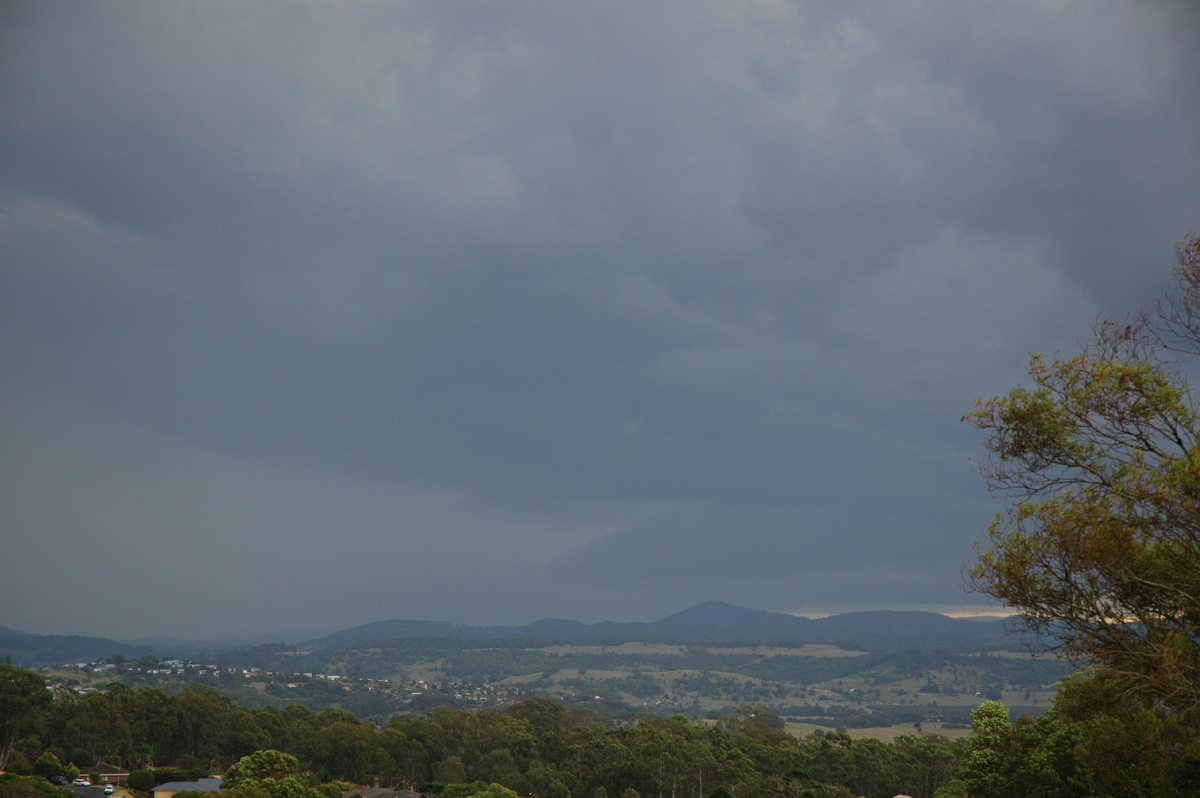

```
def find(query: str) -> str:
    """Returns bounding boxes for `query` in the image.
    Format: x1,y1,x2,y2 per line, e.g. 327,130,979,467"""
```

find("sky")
3,1,1199,643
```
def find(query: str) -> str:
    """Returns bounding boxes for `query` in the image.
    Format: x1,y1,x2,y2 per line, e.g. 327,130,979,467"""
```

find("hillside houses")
44,656,523,713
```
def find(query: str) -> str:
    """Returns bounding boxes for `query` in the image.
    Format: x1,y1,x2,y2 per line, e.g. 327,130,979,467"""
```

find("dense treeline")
3,664,963,797
3,664,1199,797
0,676,960,796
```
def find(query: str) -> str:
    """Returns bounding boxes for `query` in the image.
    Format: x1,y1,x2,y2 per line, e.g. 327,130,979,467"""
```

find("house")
88,763,131,786
152,777,222,798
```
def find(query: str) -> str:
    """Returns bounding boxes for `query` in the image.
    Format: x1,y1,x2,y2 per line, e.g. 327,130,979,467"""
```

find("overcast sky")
3,1,1199,642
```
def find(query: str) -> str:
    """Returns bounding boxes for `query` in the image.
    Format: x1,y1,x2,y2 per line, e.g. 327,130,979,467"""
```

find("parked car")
104,786,114,794
73,779,91,786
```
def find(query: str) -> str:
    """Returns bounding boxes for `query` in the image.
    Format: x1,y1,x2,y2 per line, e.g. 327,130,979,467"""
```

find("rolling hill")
2,602,1018,667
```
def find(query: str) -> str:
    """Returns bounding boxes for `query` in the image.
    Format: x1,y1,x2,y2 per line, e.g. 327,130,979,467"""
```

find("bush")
31,755,63,782
4,754,33,776
0,775,73,798
127,771,156,793
149,769,188,787
0,779,37,798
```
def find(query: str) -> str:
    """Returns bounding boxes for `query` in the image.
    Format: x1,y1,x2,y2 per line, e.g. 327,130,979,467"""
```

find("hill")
1,602,1016,667
304,601,1014,649
0,625,154,667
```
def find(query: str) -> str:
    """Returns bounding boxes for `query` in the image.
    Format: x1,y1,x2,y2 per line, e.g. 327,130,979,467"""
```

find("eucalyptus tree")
0,666,51,772
965,232,1200,716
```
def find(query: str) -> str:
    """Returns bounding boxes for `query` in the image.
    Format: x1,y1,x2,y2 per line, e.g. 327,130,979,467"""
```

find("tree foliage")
2,672,971,798
964,232,1200,716
946,670,1200,798
0,664,52,771
0,775,70,798
224,750,319,798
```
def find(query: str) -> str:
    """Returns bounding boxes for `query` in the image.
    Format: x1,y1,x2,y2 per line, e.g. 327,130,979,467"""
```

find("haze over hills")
1,602,1019,667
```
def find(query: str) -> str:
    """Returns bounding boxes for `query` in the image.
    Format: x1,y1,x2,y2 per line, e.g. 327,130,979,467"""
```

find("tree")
313,722,387,784
32,753,65,782
963,231,1200,716
950,671,1200,797
224,750,318,798
62,693,131,765
957,702,1011,798
0,665,52,772
225,749,304,784
1023,669,1192,797
378,727,429,786
169,685,231,761
127,771,156,793
128,687,179,766
220,708,270,761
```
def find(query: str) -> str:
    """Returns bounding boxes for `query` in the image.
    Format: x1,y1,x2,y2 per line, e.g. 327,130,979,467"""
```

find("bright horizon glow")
785,604,1017,620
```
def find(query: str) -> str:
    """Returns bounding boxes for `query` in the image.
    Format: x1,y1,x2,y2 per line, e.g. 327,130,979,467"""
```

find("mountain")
125,633,311,658
301,601,1014,650
316,619,469,647
647,600,810,639
1,603,1018,667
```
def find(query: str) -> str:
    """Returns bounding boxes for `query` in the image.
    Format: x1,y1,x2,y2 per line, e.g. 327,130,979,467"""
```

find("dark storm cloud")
2,0,1198,638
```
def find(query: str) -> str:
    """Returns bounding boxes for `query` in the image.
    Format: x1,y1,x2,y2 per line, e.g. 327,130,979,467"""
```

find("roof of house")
153,779,223,793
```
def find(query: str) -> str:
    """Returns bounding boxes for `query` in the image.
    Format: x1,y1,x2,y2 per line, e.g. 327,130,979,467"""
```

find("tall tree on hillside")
964,232,1200,715
173,684,231,760
0,665,51,771
313,721,388,784
62,692,131,765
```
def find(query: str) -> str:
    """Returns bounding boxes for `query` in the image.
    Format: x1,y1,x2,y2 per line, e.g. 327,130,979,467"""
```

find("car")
104,786,114,794
73,779,91,786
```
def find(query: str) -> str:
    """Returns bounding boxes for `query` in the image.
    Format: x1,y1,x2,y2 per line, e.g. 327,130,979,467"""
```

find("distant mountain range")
307,601,1017,650
2,601,1019,667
